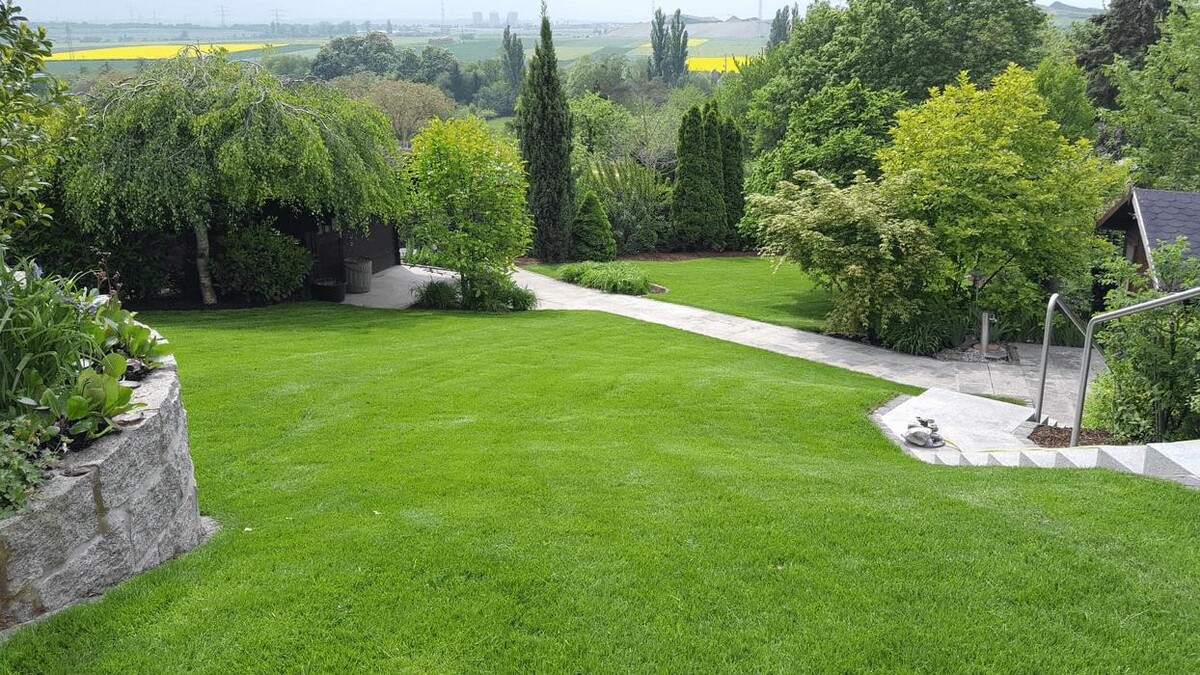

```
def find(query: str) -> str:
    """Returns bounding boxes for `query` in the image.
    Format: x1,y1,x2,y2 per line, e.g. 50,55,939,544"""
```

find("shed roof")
1131,188,1200,254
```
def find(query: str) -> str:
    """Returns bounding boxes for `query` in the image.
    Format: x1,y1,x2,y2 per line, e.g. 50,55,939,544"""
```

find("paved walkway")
511,269,1102,423
344,265,1101,423
342,265,456,310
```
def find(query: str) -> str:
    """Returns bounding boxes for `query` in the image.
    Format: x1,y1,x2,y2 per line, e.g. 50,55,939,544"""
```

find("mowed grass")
1,305,1198,671
528,256,834,331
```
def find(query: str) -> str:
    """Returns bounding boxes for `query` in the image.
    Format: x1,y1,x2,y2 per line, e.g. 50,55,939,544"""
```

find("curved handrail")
1033,293,1089,421
1070,285,1200,446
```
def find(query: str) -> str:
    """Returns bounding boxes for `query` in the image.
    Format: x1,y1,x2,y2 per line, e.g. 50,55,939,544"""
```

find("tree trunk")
194,222,217,306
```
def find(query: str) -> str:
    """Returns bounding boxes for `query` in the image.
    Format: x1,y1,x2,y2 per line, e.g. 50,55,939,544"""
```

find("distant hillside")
1039,2,1103,29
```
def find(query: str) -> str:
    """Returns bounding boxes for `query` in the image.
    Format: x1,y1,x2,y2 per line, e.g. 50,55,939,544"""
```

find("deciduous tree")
879,66,1128,320
406,117,532,297
0,1,69,238
1110,2,1200,190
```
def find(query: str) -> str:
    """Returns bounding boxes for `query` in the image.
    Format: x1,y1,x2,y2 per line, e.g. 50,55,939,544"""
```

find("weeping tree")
59,49,407,305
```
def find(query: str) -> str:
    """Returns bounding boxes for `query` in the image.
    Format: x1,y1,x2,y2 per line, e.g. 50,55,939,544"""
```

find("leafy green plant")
1,243,159,514
0,254,99,413
462,275,537,312
412,280,462,309
0,415,60,515
558,262,652,295
212,223,313,303
87,300,171,374
1086,239,1200,442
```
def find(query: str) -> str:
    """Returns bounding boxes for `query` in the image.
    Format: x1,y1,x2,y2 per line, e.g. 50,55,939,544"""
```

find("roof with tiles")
1133,188,1200,253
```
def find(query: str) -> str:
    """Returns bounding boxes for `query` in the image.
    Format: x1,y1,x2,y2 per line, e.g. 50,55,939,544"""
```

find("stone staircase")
872,389,1200,489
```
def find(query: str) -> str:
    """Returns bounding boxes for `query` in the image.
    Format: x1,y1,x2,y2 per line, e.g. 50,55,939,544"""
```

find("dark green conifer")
670,105,723,250
702,103,728,248
572,191,616,261
517,7,574,261
721,116,746,243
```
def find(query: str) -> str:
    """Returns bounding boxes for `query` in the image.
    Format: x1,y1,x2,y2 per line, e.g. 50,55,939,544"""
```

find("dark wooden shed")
269,204,401,282
1097,187,1200,284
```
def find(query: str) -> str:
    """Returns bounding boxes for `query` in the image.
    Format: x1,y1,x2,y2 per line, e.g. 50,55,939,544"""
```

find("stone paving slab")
878,388,1038,452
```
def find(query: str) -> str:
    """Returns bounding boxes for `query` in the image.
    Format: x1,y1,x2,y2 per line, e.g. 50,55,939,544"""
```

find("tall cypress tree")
670,105,723,250
702,103,727,249
517,7,574,261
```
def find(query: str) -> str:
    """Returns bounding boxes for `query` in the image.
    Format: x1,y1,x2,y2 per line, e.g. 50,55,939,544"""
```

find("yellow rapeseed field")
48,43,278,61
686,55,756,73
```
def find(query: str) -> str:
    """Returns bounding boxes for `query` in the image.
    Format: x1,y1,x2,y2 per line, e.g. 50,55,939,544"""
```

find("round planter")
311,278,346,303
344,257,373,294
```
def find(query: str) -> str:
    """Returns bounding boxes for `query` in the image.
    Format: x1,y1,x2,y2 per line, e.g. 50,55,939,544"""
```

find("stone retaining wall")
0,357,202,627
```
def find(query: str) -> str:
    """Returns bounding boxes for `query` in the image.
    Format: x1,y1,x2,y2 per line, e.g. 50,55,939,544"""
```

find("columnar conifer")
517,6,574,261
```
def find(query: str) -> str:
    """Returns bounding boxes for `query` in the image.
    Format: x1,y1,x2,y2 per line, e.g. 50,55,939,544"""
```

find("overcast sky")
27,0,1108,25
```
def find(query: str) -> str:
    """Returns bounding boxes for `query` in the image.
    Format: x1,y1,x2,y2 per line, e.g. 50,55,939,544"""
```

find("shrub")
211,224,313,303
744,171,942,341
881,302,963,356
1086,239,1200,442
463,274,537,312
412,279,462,309
558,261,651,295
571,191,616,262
414,275,537,312
574,157,669,255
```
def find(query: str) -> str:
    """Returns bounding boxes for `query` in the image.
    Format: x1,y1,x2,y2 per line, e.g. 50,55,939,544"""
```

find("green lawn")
2,304,1197,671
527,256,834,331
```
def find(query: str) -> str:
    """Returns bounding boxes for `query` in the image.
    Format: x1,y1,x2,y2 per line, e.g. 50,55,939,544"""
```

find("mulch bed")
1029,424,1113,448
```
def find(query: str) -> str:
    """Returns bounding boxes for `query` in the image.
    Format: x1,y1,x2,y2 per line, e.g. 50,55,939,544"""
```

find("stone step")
1018,450,1059,468
1037,415,1061,428
1096,446,1148,474
1144,441,1200,480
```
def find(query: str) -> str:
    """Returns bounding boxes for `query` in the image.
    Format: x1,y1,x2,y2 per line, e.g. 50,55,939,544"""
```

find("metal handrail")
1033,293,1089,421
1069,285,1200,446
